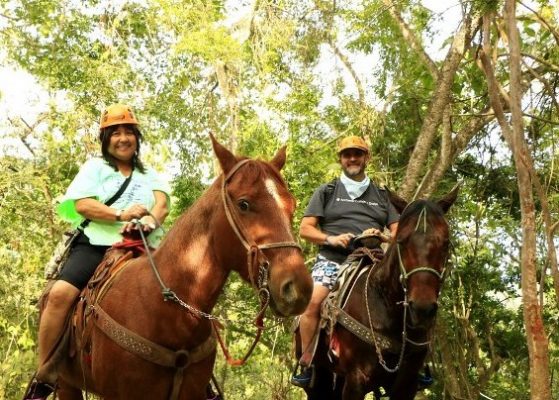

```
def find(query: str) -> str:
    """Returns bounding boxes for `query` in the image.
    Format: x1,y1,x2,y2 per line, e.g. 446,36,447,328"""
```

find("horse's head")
387,186,458,329
210,134,313,317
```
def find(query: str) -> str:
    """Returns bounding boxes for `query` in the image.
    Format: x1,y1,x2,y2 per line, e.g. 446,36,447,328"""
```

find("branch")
519,52,559,73
400,13,480,198
327,41,365,106
521,58,559,115
482,11,559,310
381,0,438,79
421,107,495,197
312,0,365,106
518,0,559,46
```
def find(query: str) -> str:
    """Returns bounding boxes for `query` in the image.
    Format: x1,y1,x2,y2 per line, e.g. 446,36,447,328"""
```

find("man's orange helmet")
337,136,369,154
99,103,139,130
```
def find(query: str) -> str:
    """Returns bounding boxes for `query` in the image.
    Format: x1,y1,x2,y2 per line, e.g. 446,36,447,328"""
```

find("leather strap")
93,304,216,400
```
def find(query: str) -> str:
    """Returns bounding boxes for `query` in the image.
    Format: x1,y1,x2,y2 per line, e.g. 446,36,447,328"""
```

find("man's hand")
326,233,355,248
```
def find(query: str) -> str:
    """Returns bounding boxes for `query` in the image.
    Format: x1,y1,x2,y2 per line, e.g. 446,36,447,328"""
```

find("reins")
364,206,447,373
137,159,301,367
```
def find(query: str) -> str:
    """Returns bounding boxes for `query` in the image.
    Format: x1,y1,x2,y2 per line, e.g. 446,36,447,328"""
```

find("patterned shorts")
311,254,341,290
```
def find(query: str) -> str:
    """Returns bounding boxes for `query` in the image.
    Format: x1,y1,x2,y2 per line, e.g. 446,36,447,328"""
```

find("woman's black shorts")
58,232,110,290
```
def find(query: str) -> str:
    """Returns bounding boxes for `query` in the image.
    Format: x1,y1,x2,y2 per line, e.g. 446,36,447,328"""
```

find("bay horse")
45,135,313,399
294,186,458,400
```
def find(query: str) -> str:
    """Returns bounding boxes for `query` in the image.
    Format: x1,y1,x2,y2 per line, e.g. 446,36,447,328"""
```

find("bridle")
220,159,302,296
396,205,447,288
214,159,302,365
138,159,302,366
365,205,449,373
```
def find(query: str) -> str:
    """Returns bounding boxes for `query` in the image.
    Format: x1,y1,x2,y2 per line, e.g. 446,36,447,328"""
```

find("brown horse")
294,187,458,400
49,135,313,399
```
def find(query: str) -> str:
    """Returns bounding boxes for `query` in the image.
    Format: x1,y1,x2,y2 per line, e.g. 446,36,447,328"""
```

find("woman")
25,104,170,400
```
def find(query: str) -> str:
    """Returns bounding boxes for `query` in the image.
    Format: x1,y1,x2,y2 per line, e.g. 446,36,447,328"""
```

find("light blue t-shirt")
57,157,170,247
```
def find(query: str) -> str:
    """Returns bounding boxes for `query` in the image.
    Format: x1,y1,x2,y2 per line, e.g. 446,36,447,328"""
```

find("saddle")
292,246,386,365
37,239,217,400
320,246,394,358
36,244,135,383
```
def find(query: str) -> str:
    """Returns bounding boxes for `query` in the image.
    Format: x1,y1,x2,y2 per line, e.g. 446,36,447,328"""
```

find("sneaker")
291,366,313,388
23,380,55,400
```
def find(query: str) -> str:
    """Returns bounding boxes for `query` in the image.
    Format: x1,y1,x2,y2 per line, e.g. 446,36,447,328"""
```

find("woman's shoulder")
82,157,107,170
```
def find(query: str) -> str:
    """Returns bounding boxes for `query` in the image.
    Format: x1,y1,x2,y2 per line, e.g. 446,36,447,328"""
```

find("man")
291,135,399,388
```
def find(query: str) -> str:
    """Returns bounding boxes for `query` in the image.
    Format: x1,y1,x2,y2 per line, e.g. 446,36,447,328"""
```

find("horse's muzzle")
268,276,312,317
408,301,438,327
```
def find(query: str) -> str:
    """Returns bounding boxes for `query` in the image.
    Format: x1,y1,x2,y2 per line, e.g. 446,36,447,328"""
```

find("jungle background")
1,0,558,399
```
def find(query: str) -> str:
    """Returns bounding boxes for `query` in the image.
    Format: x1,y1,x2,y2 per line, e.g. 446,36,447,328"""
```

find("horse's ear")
210,132,238,175
437,183,460,213
270,145,287,171
386,187,408,214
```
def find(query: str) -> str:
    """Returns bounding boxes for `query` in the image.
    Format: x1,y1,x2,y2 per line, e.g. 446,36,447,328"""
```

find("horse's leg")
304,366,341,400
56,378,83,400
387,357,424,400
341,373,367,400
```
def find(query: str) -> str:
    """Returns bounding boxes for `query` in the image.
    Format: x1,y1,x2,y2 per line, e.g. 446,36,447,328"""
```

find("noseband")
221,159,302,296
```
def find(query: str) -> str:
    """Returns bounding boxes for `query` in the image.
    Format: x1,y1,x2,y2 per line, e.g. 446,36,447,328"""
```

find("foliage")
0,0,558,399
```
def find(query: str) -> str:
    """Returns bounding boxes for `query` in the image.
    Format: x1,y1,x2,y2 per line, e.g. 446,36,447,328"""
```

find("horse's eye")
238,199,250,212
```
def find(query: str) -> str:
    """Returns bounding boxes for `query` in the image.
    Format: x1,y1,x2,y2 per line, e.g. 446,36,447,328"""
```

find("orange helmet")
337,136,369,154
99,103,139,130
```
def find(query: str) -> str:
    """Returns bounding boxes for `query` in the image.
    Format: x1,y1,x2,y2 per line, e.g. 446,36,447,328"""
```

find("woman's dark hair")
99,124,146,173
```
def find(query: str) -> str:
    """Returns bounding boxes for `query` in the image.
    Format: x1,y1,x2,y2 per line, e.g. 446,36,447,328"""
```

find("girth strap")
93,304,216,400
332,303,397,352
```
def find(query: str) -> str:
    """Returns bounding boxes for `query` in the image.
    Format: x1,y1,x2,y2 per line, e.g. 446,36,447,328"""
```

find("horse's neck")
375,248,404,302
363,250,405,329
154,188,231,314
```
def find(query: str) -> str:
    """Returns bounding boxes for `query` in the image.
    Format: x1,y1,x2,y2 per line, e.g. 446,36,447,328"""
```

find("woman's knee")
45,281,80,311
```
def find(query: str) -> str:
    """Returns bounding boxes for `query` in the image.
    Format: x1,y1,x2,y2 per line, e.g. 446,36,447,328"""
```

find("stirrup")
290,363,315,388
22,378,55,400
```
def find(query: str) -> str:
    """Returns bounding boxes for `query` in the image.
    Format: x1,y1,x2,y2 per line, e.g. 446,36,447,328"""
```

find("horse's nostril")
280,280,297,303
409,301,438,319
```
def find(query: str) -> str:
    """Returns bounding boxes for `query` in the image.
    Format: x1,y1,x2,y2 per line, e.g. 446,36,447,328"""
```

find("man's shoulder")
313,178,338,193
367,179,390,193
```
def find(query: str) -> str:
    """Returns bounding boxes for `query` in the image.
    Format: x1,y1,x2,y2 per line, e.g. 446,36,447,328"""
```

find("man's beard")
343,165,364,179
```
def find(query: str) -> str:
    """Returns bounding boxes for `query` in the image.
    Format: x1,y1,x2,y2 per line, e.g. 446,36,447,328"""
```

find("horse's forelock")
396,199,447,240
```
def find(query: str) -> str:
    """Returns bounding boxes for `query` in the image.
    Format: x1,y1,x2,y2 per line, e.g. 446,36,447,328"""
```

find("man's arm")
299,216,353,248
388,222,399,240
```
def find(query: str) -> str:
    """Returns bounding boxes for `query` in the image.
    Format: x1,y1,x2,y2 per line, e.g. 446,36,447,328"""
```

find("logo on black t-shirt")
336,197,379,207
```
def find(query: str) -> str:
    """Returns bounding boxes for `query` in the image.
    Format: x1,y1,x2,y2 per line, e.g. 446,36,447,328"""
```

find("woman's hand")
119,205,152,234
120,204,149,222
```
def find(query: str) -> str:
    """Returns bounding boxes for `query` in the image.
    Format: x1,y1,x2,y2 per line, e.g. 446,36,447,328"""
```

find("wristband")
115,209,123,222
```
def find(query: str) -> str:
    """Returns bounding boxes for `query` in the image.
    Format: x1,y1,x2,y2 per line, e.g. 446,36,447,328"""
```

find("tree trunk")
505,2,551,398
480,7,552,398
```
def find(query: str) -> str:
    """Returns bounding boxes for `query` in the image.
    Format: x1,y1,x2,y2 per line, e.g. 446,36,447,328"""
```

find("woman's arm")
144,190,169,227
75,198,148,222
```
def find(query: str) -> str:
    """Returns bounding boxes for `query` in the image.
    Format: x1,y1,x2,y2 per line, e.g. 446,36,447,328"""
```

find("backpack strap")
323,178,338,206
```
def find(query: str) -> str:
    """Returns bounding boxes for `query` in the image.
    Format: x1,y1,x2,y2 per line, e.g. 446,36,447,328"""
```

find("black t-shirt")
304,179,399,264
